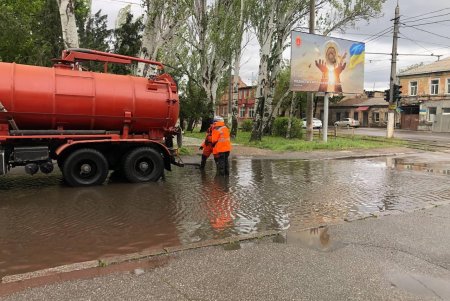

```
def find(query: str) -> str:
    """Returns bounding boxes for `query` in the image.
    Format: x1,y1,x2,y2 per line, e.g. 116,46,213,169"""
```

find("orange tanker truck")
0,49,183,186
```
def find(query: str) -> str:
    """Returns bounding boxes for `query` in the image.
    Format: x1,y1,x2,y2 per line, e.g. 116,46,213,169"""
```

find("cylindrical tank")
0,62,179,135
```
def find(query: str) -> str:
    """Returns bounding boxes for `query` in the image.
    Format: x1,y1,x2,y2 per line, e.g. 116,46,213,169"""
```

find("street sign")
290,31,365,94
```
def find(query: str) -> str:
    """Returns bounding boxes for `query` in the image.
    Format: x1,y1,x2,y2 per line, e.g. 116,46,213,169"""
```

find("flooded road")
1,157,450,277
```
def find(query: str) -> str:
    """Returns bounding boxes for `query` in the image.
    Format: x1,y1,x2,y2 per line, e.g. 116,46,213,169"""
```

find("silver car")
302,118,323,129
334,118,360,128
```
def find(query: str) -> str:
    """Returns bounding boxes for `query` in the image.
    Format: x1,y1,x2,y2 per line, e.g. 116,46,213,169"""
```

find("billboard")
290,31,365,94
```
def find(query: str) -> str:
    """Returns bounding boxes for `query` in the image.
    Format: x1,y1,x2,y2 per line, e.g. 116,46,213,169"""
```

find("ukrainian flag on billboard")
349,43,365,69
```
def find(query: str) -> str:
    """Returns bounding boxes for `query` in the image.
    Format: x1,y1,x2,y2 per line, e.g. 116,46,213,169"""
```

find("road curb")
1,230,280,284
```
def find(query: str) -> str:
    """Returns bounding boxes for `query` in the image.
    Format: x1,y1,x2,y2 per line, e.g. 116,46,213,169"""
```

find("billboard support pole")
323,92,329,142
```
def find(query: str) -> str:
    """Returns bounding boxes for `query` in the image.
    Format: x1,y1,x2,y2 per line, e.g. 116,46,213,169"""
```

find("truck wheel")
122,147,164,183
63,148,109,187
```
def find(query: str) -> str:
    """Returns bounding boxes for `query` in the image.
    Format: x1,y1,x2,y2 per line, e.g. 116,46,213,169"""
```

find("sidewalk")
3,204,450,300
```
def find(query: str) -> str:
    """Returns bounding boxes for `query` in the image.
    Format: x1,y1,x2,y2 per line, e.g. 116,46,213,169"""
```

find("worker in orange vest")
199,120,216,170
211,116,232,175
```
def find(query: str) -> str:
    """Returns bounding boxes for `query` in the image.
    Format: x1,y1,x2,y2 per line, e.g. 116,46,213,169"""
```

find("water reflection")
1,157,450,277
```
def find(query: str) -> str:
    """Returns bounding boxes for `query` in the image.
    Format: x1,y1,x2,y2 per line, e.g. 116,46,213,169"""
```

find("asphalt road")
4,204,450,301
350,127,450,144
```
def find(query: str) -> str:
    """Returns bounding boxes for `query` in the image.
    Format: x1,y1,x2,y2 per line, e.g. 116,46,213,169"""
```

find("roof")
356,97,386,106
398,57,450,76
331,96,387,108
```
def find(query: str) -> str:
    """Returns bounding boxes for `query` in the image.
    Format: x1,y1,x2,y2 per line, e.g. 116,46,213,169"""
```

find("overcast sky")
92,0,450,90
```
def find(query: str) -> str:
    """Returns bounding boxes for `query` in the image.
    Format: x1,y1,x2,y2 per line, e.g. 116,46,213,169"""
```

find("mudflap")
0,150,5,175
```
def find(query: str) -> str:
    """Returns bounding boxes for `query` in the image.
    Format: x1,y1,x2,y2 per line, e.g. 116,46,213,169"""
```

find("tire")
122,147,164,183
62,148,109,187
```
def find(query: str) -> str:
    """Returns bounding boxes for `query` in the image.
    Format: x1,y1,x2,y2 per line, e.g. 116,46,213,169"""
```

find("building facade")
315,92,393,127
215,78,256,123
398,57,450,132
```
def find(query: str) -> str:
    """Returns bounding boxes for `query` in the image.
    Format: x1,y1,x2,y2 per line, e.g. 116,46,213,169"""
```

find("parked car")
302,118,323,129
334,118,360,128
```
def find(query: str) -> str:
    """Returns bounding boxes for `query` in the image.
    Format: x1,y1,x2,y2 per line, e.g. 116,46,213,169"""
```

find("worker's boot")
200,155,207,170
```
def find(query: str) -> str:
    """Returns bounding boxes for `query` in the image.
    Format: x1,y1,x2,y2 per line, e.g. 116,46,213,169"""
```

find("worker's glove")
199,146,204,150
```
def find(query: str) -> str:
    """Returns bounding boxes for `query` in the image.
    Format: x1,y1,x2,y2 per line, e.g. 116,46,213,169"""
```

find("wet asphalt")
3,203,450,301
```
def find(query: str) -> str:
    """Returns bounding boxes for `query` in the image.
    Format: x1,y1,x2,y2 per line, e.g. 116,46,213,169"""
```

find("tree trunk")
57,0,79,49
230,51,240,138
231,0,245,139
286,92,296,139
250,12,274,142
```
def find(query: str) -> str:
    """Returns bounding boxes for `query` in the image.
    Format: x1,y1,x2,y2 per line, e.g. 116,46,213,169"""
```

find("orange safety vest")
211,121,232,155
201,125,214,149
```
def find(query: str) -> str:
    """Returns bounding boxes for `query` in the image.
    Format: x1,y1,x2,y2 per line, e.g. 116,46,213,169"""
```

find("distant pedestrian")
211,116,231,176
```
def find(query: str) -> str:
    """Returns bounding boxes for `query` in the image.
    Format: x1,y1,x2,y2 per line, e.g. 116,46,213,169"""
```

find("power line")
403,19,450,27
402,7,450,21
364,26,393,43
398,32,432,53
366,52,443,58
402,12,450,24
402,24,450,41
398,34,450,50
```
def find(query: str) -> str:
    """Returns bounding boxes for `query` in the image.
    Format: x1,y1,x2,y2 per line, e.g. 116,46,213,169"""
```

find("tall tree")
137,0,190,76
188,0,237,126
57,0,80,48
0,0,63,66
230,0,247,138
112,12,144,74
249,0,385,141
79,10,111,52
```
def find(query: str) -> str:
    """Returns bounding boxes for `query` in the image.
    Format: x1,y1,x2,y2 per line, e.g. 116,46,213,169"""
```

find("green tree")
111,12,144,75
0,0,63,66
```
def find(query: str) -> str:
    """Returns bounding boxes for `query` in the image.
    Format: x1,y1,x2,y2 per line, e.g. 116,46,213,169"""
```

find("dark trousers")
216,152,230,176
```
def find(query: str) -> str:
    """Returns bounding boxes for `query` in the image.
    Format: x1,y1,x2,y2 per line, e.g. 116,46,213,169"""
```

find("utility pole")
306,0,315,141
387,3,400,138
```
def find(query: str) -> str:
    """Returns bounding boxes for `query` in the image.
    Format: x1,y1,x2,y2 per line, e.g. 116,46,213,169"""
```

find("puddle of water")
1,158,450,277
387,157,450,176
389,271,450,299
273,227,341,252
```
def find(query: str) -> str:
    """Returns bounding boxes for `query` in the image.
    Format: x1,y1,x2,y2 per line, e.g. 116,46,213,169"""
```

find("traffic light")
384,89,390,102
393,84,402,103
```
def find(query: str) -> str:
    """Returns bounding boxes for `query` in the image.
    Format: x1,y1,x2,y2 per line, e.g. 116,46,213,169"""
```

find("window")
410,81,418,96
353,112,359,120
447,79,450,94
248,107,255,118
431,79,439,95
239,107,246,118
373,112,380,122
442,108,450,115
428,107,436,122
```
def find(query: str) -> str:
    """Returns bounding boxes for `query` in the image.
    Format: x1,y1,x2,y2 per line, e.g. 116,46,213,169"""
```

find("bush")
272,117,303,138
241,119,253,132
